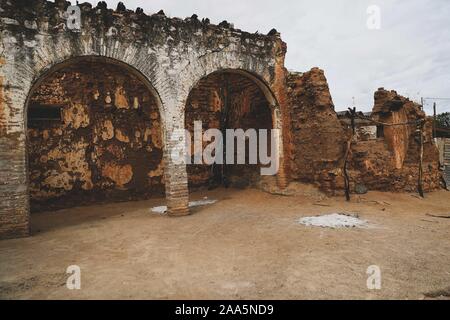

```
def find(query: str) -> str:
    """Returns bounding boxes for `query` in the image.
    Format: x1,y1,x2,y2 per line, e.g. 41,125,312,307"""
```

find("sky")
95,0,450,114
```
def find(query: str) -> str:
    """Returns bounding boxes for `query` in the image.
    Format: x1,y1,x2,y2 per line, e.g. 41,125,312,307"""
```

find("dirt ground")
1,186,449,300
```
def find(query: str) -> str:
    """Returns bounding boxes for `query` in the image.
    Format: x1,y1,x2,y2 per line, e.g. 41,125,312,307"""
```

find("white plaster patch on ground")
151,206,168,214
189,199,218,207
150,199,218,214
298,213,368,229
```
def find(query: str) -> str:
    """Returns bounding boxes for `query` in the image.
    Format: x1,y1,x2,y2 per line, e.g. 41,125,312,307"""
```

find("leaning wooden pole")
418,120,425,198
433,102,437,139
343,139,352,201
343,108,356,201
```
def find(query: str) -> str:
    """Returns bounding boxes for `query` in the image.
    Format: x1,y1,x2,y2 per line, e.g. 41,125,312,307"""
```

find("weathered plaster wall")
28,61,164,211
287,68,347,194
185,72,272,189
0,0,287,238
348,89,441,192
287,72,442,194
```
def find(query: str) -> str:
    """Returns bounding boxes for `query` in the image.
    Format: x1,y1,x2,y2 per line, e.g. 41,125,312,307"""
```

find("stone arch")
195,68,283,129
24,55,166,211
15,49,172,125
185,66,284,143
0,45,183,237
178,51,277,108
180,51,285,191
179,50,284,143
24,56,165,129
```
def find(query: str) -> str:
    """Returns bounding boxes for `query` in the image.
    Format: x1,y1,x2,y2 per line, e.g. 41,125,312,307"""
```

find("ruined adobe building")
0,0,442,239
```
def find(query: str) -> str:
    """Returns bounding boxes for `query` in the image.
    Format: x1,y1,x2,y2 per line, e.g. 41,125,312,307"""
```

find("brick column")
0,60,31,239
271,102,288,190
276,157,288,189
272,38,291,190
0,132,30,239
163,122,190,217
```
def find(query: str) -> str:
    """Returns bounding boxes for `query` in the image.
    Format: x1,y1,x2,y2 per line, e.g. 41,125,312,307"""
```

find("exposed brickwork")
0,132,30,238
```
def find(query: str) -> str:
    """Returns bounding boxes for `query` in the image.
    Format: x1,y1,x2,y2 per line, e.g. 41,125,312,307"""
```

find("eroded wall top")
0,0,283,74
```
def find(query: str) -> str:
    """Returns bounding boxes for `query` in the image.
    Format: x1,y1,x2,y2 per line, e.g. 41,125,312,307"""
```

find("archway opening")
185,70,277,190
26,58,165,212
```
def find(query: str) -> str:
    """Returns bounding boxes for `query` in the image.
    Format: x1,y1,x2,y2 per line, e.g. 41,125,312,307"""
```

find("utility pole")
418,120,425,198
433,102,437,139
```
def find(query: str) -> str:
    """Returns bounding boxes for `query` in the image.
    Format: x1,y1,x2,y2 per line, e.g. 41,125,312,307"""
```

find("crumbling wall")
346,89,441,192
28,61,164,211
372,89,423,169
287,68,347,194
287,71,442,194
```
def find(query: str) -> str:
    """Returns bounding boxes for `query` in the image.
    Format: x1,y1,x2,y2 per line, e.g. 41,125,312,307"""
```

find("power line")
423,97,450,101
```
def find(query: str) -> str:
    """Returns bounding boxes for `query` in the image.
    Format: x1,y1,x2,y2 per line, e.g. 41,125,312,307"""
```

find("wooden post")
418,121,425,198
343,139,352,202
433,102,437,139
343,107,356,201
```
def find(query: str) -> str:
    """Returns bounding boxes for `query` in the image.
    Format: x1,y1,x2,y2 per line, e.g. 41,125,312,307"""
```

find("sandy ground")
0,187,449,300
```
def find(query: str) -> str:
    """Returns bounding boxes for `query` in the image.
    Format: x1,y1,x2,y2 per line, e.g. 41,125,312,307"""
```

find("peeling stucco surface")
27,61,165,211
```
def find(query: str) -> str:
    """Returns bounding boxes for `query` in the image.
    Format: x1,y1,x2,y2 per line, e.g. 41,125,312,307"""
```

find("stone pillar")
276,158,288,189
272,39,291,190
0,133,29,239
272,109,288,190
0,72,30,240
164,153,190,216
162,105,190,217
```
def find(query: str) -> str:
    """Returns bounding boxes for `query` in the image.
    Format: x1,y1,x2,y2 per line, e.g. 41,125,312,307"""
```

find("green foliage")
434,112,450,137
435,112,450,128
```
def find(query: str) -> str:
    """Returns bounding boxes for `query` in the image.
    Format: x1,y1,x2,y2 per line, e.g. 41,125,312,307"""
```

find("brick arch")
0,50,184,238
24,56,166,128
154,51,282,218
178,51,276,110
184,66,284,150
179,51,284,138
2,35,213,224
25,55,169,215
178,52,286,188
14,42,173,120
